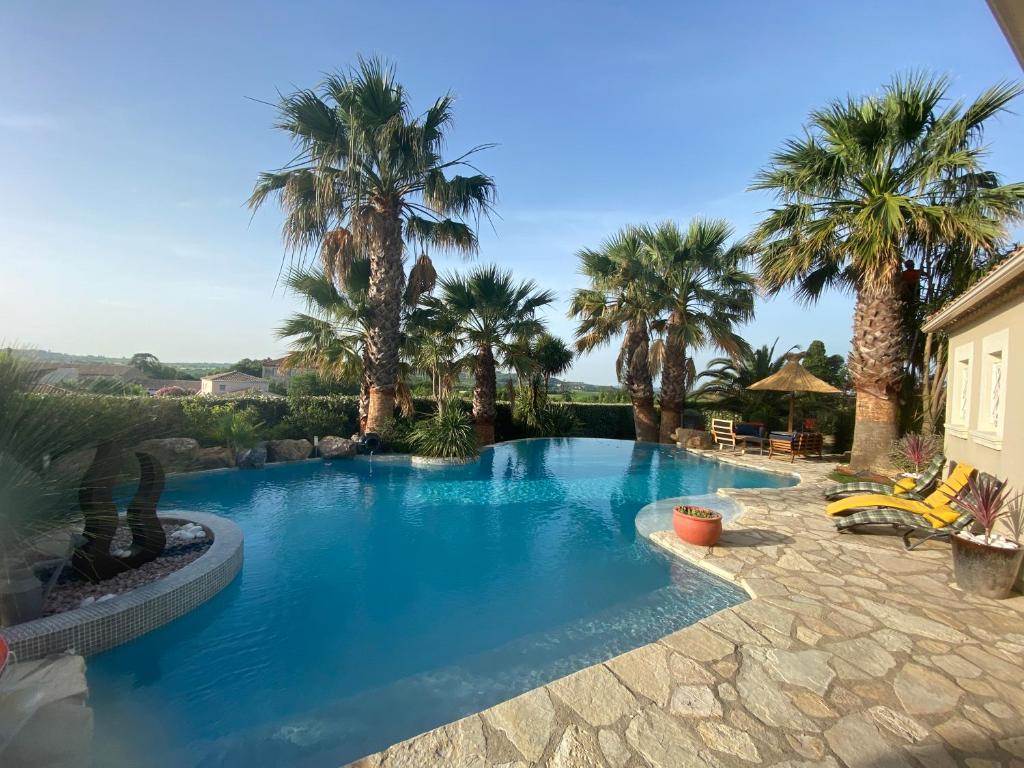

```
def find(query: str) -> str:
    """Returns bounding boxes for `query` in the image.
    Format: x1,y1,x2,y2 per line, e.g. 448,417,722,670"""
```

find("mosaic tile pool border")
2,512,243,661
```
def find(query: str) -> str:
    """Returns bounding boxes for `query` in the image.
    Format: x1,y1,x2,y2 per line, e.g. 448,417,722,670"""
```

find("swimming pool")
87,438,792,767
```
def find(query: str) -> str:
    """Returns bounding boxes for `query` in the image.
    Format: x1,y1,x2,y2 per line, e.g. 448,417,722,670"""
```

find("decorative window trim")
970,430,1003,451
949,342,974,430
976,329,1009,442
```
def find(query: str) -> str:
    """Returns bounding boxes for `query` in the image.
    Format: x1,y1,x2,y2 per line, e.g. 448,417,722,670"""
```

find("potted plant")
890,432,941,478
951,474,1023,600
673,505,723,547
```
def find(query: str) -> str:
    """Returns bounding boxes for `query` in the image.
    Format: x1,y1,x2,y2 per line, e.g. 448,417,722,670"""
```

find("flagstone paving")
349,450,1024,768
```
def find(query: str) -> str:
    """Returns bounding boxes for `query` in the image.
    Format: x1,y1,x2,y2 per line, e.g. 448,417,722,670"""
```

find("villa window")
948,342,973,438
973,329,1009,449
219,384,226,393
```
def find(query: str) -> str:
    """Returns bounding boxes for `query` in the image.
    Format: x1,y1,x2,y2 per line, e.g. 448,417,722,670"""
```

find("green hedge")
27,394,641,450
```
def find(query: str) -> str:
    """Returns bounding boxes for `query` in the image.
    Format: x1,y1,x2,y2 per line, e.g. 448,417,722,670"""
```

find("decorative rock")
266,439,313,463
670,685,722,718
134,437,199,473
547,665,637,727
607,644,672,706
319,436,357,459
482,688,554,762
236,442,267,469
894,663,962,715
191,446,235,471
548,725,602,768
697,721,760,763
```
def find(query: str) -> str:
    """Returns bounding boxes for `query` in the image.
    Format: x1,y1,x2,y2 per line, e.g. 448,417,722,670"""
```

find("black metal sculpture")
71,446,167,583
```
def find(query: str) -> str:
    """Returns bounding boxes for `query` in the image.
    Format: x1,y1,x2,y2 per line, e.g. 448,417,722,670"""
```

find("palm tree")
429,266,554,445
643,220,756,443
570,228,661,441
692,341,792,426
250,57,496,434
532,333,575,397
751,74,1024,470
277,265,370,426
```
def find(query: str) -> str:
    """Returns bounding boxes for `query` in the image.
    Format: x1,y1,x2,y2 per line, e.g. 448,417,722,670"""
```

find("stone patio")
349,449,1024,768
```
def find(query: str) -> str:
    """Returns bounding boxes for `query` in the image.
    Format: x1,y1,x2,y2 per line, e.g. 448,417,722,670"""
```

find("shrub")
408,397,479,458
154,386,190,397
890,432,942,474
209,406,263,453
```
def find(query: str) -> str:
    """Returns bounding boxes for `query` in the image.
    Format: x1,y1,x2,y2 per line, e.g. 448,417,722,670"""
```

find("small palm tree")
692,340,792,426
250,57,496,434
642,219,755,442
429,266,554,445
751,74,1024,470
532,333,575,397
570,227,661,441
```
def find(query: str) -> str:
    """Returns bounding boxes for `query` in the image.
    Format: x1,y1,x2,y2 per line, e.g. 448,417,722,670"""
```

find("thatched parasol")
747,352,841,432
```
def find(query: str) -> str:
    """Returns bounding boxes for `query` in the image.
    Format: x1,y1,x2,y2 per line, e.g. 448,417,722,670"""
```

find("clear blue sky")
1,1,1021,384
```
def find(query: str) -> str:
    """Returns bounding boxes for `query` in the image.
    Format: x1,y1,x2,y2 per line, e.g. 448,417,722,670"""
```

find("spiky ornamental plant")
751,74,1024,472
890,432,942,474
1001,492,1023,547
960,473,1011,545
408,395,479,459
250,57,496,435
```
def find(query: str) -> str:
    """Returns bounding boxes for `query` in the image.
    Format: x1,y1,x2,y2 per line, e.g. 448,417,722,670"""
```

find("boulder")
236,442,267,469
134,438,199,474
673,428,712,449
319,436,357,459
266,439,313,463
191,446,235,471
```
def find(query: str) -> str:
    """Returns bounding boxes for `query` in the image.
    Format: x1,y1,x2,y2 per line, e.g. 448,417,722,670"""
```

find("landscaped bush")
408,397,478,458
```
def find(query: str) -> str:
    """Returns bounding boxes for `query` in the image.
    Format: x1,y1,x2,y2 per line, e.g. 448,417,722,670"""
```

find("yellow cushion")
923,464,974,508
826,493,929,517
893,477,918,495
923,505,960,528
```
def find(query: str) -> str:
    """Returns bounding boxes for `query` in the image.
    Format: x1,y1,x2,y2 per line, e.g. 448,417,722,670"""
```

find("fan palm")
692,340,792,425
532,333,575,397
643,219,756,442
751,73,1024,470
428,266,554,444
250,57,496,434
570,227,661,441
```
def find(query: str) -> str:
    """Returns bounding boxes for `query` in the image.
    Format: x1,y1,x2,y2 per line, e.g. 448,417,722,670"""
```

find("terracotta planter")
951,534,1024,600
673,506,722,547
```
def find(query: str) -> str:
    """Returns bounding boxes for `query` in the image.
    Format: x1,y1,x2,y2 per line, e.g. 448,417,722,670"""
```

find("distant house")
200,371,270,396
262,356,309,384
922,246,1024,483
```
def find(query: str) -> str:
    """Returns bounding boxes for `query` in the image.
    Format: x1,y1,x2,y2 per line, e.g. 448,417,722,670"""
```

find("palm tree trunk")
359,346,371,434
473,344,497,445
365,209,405,434
848,278,905,471
658,314,685,443
622,320,658,442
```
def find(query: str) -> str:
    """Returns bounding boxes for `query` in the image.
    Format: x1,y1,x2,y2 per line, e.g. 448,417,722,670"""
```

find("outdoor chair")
710,418,738,451
835,503,974,551
823,454,945,501
767,431,823,462
825,462,976,521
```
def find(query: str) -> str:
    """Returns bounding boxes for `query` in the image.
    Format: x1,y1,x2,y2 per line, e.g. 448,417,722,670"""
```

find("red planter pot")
673,506,723,547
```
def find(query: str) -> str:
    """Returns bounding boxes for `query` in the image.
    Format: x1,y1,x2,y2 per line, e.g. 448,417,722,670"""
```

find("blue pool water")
87,438,791,767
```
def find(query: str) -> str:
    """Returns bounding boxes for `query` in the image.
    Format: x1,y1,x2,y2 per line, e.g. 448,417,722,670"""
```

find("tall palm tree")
751,74,1024,470
429,266,553,444
643,220,756,442
250,57,496,434
570,228,661,441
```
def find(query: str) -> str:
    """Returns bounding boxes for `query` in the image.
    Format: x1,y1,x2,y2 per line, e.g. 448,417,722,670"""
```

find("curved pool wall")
85,438,793,768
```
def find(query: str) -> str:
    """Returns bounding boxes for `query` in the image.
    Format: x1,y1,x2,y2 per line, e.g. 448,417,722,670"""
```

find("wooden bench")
768,431,824,462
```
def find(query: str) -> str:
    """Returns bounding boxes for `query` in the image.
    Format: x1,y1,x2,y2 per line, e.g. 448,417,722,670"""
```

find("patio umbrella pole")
788,392,794,433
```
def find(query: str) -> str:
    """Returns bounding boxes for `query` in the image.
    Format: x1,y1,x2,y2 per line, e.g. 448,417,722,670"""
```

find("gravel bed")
42,522,213,615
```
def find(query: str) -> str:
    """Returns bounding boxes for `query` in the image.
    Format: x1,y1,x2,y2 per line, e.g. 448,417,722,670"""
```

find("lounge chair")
825,462,975,519
768,431,823,462
823,454,945,501
835,503,974,551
